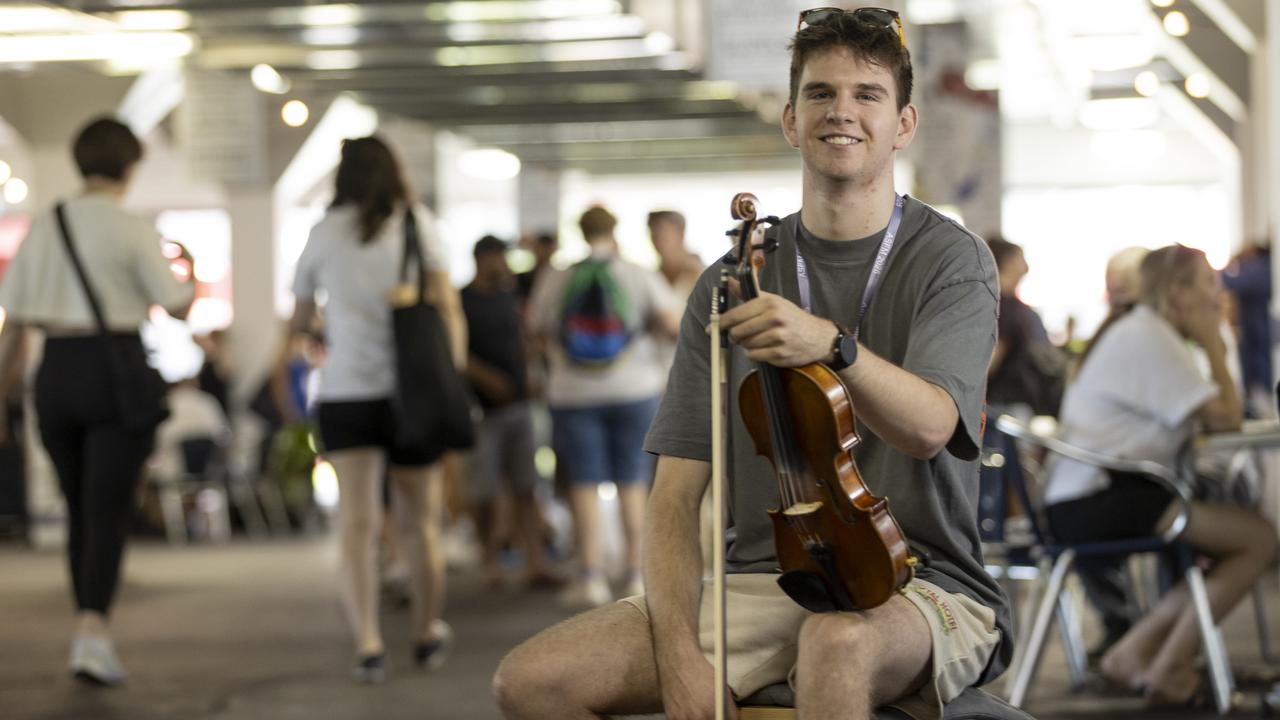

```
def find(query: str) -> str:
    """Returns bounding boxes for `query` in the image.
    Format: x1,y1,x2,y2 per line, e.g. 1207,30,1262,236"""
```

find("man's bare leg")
795,593,932,720
494,601,664,719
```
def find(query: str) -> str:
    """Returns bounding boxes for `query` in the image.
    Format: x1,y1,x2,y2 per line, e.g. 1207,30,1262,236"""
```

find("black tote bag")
390,209,475,454
54,203,170,432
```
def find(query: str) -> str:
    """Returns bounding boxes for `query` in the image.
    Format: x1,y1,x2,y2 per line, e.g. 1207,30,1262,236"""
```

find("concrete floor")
1,537,1277,720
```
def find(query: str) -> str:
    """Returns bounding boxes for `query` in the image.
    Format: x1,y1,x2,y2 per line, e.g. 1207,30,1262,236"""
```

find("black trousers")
36,336,155,616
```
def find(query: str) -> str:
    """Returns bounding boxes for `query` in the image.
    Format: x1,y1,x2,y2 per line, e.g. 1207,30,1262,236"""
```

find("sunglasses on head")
797,7,905,48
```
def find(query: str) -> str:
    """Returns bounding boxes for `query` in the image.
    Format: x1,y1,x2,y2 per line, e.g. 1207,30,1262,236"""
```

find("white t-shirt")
291,204,444,401
150,385,230,480
527,249,679,407
0,195,194,331
1044,305,1217,504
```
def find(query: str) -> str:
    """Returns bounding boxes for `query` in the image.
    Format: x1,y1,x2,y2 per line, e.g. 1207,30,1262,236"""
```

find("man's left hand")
721,283,838,367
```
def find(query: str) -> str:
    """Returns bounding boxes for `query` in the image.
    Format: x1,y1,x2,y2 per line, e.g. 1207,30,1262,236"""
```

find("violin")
728,192,913,612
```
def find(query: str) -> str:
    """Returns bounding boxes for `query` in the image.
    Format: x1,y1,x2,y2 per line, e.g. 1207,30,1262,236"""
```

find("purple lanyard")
796,194,904,340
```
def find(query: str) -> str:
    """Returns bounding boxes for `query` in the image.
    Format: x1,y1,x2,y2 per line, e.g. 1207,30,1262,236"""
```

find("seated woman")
1044,244,1277,705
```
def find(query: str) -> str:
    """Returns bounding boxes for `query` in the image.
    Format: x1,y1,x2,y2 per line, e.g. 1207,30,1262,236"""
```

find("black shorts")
315,398,440,467
1046,471,1176,544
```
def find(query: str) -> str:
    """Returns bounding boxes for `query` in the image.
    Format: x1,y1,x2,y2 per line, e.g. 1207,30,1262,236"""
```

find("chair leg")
158,483,188,545
1253,580,1275,664
1186,565,1234,714
1008,550,1075,708
1056,582,1089,689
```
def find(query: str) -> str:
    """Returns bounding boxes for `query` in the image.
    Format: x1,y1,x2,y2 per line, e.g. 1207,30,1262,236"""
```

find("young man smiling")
493,9,1010,720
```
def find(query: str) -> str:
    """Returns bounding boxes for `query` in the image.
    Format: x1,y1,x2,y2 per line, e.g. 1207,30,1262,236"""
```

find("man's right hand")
658,653,738,720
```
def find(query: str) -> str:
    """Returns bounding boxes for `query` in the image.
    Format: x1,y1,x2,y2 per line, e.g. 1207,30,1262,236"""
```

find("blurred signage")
179,70,267,186
702,0,809,92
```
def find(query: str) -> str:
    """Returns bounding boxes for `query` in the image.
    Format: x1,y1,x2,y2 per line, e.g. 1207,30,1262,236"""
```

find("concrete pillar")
225,188,279,405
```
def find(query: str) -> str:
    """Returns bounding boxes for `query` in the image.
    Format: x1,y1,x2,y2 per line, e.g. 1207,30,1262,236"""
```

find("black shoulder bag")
54,203,170,431
390,208,475,456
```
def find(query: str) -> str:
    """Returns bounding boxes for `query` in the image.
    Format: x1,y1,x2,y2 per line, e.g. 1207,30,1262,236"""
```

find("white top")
1044,305,1217,504
0,195,194,331
291,204,444,401
527,248,679,407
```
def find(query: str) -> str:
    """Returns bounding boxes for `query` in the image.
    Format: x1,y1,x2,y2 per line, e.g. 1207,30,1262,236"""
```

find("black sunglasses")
797,7,906,48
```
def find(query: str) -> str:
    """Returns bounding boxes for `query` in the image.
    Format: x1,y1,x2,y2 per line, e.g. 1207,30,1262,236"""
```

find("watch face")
839,334,857,365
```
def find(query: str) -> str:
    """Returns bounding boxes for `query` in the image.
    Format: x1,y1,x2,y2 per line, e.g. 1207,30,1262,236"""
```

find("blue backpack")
559,259,633,368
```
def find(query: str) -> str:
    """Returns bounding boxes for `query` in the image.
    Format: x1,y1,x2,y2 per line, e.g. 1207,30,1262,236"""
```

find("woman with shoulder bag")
0,117,196,686
286,136,465,683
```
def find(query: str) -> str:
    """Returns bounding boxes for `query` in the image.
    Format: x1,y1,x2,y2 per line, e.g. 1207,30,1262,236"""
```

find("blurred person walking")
646,210,704,304
286,136,462,683
462,236,560,589
526,206,679,607
0,117,196,686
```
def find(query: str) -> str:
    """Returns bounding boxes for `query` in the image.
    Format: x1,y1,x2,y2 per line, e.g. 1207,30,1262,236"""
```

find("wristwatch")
827,321,858,371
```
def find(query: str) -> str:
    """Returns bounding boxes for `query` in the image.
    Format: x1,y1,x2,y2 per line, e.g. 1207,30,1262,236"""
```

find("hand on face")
721,280,838,367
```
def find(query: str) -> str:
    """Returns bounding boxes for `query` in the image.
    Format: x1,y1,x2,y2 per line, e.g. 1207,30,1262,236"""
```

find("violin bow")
710,268,730,720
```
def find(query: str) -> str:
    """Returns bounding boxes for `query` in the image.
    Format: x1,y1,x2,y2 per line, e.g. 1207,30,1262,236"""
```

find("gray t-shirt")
643,196,1011,683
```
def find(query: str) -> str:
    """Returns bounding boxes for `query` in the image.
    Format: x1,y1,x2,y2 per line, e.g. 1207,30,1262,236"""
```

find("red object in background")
0,214,31,283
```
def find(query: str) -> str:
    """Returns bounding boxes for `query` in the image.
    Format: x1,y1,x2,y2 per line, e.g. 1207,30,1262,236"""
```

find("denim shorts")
550,396,659,486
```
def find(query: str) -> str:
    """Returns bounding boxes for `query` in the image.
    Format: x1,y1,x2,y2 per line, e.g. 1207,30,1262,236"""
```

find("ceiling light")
251,64,291,94
281,100,310,127
1163,11,1190,37
3,178,29,205
643,32,674,53
0,5,111,33
1185,73,1210,98
425,0,620,22
1078,97,1161,130
112,10,190,31
0,32,194,64
300,26,360,45
1151,0,1175,7
1073,35,1154,71
298,4,360,27
0,161,10,184
460,148,521,181
1134,70,1160,96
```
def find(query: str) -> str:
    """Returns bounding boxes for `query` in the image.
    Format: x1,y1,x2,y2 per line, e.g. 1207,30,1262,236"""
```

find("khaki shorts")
621,573,1000,720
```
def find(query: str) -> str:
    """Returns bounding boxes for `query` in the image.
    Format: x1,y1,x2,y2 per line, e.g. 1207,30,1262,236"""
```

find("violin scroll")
730,193,759,223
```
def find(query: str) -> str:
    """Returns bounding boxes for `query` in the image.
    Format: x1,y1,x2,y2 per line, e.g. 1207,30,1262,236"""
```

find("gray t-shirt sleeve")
644,264,717,460
291,229,321,301
901,237,998,461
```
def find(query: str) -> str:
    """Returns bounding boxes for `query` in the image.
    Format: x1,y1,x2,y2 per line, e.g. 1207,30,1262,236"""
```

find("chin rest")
737,683,1036,720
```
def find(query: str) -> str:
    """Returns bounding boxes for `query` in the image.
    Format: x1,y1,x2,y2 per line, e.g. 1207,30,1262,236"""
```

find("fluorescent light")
281,100,310,127
298,4,360,27
1185,72,1210,98
1134,70,1160,97
643,32,674,53
117,64,184,134
1151,0,1175,7
425,0,620,22
112,10,190,31
306,50,360,70
0,161,10,185
1163,11,1190,37
460,148,521,181
0,5,112,33
0,32,194,64
1073,35,1153,71
251,64,291,94
3,178,29,205
1078,97,1160,130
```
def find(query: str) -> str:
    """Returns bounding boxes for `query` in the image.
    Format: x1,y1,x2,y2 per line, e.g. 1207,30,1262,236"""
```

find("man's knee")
798,612,872,666
493,640,562,715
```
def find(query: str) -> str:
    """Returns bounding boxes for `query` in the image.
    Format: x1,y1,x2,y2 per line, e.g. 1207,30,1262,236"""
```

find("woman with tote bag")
286,136,465,683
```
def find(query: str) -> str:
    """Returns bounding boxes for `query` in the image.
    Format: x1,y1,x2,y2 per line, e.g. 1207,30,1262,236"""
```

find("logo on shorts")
909,585,959,635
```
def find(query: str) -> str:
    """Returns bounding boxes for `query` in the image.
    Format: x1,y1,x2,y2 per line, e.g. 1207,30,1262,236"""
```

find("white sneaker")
69,635,127,687
414,619,453,671
560,575,613,608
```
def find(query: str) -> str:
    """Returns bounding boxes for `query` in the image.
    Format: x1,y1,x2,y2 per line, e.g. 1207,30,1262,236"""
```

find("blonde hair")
1138,244,1206,318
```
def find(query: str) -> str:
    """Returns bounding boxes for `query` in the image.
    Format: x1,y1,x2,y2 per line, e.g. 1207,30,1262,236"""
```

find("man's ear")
781,101,800,149
894,103,919,151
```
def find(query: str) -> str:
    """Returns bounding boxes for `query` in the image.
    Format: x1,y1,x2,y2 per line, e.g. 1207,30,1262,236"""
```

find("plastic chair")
738,682,1035,719
993,414,1234,715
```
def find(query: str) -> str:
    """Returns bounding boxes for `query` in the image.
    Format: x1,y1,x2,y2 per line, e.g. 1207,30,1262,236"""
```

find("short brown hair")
788,12,913,111
647,210,685,232
578,206,617,240
72,117,143,180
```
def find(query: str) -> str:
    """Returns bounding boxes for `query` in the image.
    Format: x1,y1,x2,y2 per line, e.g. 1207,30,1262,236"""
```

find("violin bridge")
782,501,823,516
